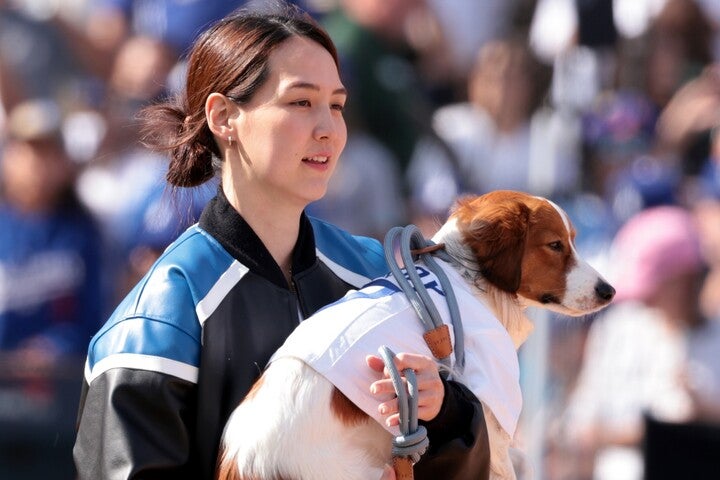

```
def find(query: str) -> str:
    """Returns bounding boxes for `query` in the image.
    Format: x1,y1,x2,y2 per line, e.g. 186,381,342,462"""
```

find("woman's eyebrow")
285,81,347,96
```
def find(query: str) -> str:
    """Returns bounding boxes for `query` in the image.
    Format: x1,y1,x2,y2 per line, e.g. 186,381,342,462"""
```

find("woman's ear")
205,93,235,139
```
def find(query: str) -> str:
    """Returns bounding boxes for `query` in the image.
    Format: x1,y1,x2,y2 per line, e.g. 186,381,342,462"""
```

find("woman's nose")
313,108,343,142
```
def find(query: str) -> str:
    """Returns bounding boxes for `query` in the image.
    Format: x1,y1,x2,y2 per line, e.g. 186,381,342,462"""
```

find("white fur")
220,358,390,480
433,222,536,480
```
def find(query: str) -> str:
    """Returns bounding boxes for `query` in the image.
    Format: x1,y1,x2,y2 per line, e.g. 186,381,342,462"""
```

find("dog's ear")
458,197,530,293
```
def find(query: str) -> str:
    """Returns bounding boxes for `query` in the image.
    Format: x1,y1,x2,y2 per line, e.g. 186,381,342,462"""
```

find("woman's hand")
366,352,444,426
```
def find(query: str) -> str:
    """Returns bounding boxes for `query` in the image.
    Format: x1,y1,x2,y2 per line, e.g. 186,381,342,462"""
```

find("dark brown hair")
140,3,339,187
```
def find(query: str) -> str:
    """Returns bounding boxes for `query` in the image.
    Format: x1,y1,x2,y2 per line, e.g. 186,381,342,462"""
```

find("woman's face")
229,35,347,209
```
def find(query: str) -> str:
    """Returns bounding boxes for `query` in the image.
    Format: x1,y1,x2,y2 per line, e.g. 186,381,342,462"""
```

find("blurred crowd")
1,0,720,478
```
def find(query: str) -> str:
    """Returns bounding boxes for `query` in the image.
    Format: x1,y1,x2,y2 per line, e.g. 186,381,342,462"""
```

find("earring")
228,136,234,146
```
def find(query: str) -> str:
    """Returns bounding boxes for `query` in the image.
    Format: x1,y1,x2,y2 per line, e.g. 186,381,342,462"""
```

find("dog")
216,190,615,480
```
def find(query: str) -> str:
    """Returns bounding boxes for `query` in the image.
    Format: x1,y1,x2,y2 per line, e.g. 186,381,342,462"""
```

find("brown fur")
330,386,369,427
243,375,264,401
453,192,576,305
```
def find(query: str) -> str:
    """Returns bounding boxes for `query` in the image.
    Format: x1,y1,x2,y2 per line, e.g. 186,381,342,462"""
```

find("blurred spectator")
85,0,240,53
73,34,179,303
642,0,714,110
580,90,659,197
655,64,720,150
425,0,517,87
578,89,679,227
0,3,86,110
49,0,322,89
0,98,104,367
655,63,720,190
685,310,720,425
406,35,566,228
0,98,103,479
554,205,713,480
695,192,720,321
653,63,720,322
694,128,720,332
116,179,217,298
532,0,714,106
322,0,450,175
48,0,241,81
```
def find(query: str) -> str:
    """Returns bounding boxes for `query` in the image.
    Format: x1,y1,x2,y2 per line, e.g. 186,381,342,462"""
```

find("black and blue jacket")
73,190,489,479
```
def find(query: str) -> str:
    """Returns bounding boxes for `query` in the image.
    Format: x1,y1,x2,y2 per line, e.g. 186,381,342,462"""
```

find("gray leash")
377,225,466,476
382,225,465,372
378,345,429,465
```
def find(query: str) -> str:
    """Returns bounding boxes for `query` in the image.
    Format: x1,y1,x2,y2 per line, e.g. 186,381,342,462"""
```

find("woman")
73,5,489,479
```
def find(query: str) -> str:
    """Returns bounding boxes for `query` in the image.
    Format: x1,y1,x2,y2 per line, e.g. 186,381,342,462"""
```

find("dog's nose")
595,280,615,301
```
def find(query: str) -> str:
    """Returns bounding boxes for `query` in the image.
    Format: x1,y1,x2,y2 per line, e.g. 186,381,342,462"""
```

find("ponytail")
139,100,219,188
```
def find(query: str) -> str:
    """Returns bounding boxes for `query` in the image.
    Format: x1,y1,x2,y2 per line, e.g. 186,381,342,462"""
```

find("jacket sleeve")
415,378,491,480
73,368,198,479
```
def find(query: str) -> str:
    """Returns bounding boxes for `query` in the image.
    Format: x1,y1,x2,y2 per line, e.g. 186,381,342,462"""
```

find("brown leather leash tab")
423,324,453,360
393,456,415,480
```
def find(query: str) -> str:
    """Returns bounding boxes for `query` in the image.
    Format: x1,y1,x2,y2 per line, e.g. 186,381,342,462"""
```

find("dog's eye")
548,241,563,252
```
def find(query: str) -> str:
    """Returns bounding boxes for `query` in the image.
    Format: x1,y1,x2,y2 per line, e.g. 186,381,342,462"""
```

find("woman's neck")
222,179,302,280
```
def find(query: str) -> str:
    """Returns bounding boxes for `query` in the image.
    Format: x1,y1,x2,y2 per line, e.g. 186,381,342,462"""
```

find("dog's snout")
595,280,615,302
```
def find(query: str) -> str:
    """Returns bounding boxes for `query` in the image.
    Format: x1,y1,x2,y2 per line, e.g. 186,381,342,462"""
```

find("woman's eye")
291,99,344,112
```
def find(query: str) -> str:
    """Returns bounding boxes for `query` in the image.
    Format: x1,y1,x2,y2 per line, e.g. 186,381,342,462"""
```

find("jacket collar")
198,187,318,289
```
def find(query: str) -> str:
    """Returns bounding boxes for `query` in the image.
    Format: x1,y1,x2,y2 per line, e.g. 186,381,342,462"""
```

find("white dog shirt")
271,259,521,438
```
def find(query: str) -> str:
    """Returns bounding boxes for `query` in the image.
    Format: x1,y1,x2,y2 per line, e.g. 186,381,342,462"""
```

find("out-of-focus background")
1,0,720,478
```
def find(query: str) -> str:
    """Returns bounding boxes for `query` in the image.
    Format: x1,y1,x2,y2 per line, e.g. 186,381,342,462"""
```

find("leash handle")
379,224,467,478
378,346,429,480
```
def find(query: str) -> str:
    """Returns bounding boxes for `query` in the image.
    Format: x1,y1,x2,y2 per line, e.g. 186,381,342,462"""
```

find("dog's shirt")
271,258,522,438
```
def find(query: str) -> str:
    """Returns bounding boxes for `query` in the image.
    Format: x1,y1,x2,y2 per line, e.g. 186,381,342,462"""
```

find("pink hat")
609,206,703,302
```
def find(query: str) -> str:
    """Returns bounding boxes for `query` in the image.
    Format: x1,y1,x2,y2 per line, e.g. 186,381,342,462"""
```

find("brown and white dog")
217,190,615,480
